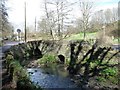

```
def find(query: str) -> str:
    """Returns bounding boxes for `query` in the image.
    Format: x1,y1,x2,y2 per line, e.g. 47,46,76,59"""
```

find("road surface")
0,41,24,69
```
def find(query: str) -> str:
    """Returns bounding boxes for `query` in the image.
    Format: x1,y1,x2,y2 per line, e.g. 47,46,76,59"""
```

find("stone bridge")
5,40,70,62
4,40,120,63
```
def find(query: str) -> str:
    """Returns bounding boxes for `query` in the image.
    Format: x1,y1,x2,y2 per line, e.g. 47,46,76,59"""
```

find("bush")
100,67,118,77
96,77,106,82
37,54,56,65
96,67,118,84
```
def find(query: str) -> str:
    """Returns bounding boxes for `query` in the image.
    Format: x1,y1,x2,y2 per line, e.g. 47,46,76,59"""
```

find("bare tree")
79,0,94,40
54,0,75,39
90,10,105,32
75,18,83,33
112,8,118,22
38,18,47,34
0,0,13,39
38,0,75,40
44,0,55,39
104,9,113,24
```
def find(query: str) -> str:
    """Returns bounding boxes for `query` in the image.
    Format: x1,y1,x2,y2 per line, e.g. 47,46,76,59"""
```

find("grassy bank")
66,32,119,44
66,32,97,40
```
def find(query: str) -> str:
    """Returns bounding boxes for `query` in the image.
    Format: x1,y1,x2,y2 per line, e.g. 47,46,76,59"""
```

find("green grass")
66,32,119,45
66,32,97,40
113,38,120,44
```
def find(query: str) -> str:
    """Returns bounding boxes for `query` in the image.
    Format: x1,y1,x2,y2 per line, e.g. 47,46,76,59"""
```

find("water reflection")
41,64,69,77
27,64,78,88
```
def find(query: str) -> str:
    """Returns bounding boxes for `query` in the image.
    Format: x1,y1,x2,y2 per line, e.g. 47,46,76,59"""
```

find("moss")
37,54,56,65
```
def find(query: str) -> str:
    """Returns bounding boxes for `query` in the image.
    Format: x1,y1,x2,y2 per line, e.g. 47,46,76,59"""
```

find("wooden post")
35,17,37,41
35,17,37,32
24,2,27,42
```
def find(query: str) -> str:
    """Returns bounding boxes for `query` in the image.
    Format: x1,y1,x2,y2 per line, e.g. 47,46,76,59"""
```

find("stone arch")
58,54,65,63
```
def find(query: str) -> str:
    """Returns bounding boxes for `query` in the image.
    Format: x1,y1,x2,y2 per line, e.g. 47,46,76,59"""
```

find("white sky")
7,0,119,32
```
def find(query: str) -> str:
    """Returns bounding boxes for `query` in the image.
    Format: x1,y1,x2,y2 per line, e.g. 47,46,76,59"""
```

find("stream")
27,64,81,89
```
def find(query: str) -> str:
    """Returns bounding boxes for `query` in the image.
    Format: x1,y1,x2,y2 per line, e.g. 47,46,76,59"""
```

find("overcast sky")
7,0,119,32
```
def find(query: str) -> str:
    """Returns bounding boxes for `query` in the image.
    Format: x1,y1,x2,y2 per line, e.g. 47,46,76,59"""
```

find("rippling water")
27,64,80,89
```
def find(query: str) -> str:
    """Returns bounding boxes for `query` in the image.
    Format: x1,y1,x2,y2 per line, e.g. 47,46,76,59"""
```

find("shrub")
96,67,118,84
37,54,56,65
96,77,106,82
100,67,118,77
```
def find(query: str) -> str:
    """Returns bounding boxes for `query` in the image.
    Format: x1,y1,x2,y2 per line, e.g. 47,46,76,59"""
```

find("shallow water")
27,64,80,89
